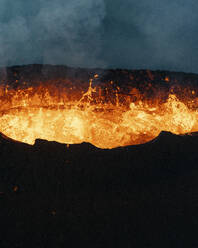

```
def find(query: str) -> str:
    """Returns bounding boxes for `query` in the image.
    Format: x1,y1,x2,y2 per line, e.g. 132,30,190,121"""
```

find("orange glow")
0,78,197,149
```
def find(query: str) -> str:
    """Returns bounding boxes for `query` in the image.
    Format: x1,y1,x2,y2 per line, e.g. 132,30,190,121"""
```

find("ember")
0,67,198,149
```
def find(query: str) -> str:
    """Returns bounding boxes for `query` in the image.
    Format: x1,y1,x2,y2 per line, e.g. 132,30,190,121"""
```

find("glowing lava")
0,77,198,149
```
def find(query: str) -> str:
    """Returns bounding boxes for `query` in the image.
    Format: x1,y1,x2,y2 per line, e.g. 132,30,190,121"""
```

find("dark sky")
0,0,198,73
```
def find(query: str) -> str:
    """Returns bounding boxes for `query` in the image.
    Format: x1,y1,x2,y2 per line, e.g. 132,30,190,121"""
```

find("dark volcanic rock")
0,132,198,247
1,64,198,88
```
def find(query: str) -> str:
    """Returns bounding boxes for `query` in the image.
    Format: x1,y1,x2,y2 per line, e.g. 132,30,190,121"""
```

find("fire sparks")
0,78,198,149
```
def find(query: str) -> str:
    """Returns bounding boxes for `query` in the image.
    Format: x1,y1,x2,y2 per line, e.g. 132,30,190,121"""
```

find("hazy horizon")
0,0,198,73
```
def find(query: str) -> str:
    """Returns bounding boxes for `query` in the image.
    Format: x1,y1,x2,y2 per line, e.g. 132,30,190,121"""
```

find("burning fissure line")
0,77,197,149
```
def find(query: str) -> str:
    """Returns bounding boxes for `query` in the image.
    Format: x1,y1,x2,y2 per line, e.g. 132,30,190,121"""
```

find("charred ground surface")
0,65,198,247
0,132,198,247
1,64,198,86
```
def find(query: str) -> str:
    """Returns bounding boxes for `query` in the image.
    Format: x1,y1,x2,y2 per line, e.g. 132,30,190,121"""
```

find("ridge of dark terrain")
1,131,198,247
1,64,198,88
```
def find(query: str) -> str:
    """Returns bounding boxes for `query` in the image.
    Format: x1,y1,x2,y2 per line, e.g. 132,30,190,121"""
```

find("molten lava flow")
0,78,198,149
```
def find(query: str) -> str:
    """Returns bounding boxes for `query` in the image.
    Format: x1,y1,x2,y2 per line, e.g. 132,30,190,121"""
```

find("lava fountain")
0,71,198,149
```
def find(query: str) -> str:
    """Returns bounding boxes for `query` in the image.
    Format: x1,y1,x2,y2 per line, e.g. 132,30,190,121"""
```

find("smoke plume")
0,0,198,73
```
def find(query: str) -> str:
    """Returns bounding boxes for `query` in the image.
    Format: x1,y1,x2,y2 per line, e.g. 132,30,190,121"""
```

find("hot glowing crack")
0,77,198,149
